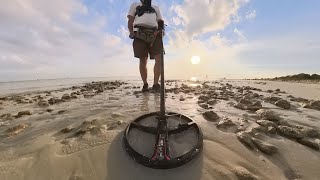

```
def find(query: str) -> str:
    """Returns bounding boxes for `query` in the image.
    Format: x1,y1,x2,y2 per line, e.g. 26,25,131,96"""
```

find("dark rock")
198,95,210,101
299,128,319,138
96,89,104,94
239,98,252,105
264,96,282,103
84,93,95,98
217,118,236,129
179,96,185,101
0,113,13,120
275,99,291,109
248,101,262,111
202,111,220,121
47,109,54,113
62,94,71,100
252,126,268,133
251,137,278,155
256,109,281,122
0,97,9,101
256,120,276,127
38,100,49,107
207,99,217,105
251,93,260,98
216,96,229,100
60,127,74,133
16,111,32,118
71,92,78,96
304,100,320,111
290,97,309,103
236,132,255,149
277,125,304,139
297,138,319,150
58,110,67,114
77,120,98,135
199,103,210,109
48,98,63,105
267,126,277,134
234,103,247,110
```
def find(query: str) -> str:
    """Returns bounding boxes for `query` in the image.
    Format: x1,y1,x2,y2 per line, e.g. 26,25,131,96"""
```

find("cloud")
170,0,250,37
245,10,256,20
234,28,247,42
0,0,132,81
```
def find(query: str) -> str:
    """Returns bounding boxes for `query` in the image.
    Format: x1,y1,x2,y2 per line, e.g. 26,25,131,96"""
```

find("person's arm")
127,3,136,39
128,16,134,35
155,7,165,35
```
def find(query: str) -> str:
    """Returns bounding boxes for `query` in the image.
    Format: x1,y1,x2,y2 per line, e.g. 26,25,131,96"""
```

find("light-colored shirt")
127,2,163,28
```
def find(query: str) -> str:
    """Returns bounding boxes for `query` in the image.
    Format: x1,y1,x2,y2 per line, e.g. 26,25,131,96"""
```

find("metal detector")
123,23,203,169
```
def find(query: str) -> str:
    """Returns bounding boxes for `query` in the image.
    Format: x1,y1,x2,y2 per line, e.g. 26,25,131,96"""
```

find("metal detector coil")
123,112,203,169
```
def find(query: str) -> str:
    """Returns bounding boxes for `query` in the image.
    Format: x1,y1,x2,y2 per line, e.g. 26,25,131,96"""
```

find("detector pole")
159,28,166,119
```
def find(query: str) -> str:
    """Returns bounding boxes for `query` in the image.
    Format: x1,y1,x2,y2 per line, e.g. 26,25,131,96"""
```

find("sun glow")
191,56,201,65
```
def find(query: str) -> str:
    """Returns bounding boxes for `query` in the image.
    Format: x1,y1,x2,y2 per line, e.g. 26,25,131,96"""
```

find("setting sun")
191,56,201,65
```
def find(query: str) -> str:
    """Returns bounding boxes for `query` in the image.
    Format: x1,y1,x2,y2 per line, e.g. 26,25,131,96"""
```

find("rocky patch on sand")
274,99,291,109
234,100,262,111
14,110,32,118
202,111,220,121
169,81,320,153
38,100,49,107
297,138,319,150
256,109,281,122
251,137,278,155
237,132,278,155
216,118,237,131
303,100,320,111
233,166,259,180
0,113,13,121
5,123,29,137
277,125,304,139
56,119,123,140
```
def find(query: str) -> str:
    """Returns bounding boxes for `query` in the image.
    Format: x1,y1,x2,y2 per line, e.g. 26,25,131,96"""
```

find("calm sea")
0,77,142,96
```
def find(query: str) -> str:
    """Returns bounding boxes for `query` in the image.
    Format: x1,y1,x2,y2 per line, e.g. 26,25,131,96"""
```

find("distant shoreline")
249,79,320,84
249,73,320,85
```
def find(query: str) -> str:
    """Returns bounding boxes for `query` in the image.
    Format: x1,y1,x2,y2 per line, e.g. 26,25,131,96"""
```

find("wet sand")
0,79,319,180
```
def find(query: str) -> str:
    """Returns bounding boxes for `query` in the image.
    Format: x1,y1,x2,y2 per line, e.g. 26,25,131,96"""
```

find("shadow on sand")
106,132,203,180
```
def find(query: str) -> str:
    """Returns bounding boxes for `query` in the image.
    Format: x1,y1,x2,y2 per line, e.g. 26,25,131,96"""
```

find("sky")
0,0,319,81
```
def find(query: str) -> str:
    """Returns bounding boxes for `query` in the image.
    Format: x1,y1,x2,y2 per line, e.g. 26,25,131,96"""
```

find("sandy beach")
0,79,319,180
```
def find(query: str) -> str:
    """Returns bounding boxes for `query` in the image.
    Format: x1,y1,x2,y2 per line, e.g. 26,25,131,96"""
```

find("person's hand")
129,32,135,39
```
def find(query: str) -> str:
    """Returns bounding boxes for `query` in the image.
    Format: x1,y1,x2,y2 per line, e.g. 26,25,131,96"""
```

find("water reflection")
140,93,149,112
139,93,161,112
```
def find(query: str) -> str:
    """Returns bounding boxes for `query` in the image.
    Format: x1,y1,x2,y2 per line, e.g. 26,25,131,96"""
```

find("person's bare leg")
153,54,161,85
139,57,148,84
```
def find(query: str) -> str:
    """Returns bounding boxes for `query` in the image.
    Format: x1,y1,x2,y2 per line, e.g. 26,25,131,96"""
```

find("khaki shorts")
133,35,162,59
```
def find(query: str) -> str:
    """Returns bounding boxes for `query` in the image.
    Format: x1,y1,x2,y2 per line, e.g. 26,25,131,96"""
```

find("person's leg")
133,38,149,87
150,34,163,87
139,56,148,84
153,54,161,85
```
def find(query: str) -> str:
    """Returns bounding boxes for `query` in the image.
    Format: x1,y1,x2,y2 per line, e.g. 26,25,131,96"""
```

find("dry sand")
0,79,319,180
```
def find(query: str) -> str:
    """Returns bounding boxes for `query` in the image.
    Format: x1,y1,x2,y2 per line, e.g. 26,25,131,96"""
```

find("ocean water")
0,77,141,96
1,77,319,100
